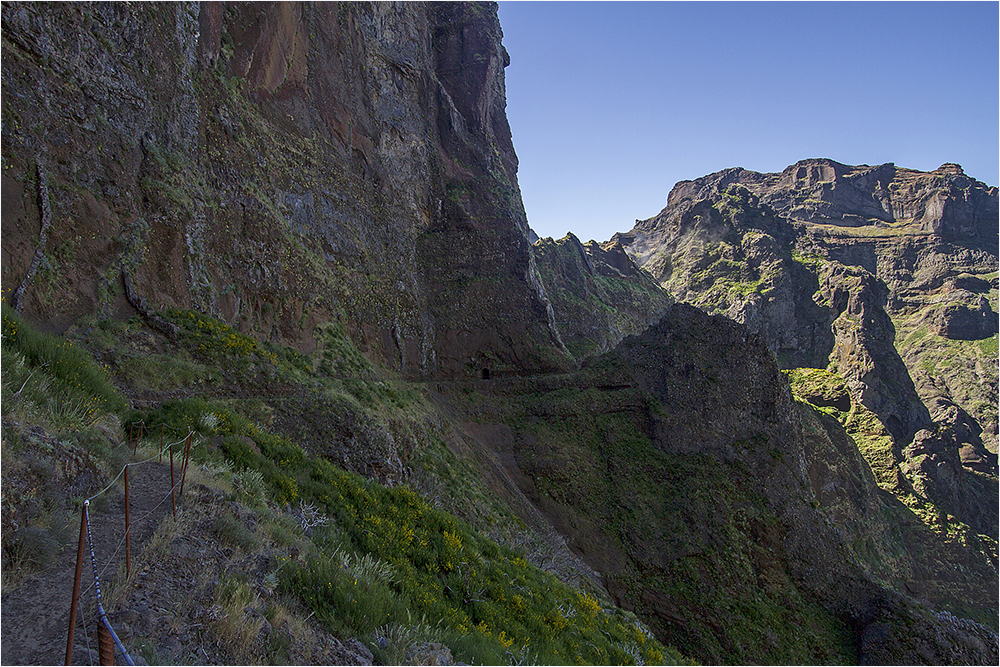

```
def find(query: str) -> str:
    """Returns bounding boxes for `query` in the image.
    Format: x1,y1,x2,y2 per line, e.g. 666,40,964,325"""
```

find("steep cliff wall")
615,159,998,538
1,1,569,380
531,233,672,359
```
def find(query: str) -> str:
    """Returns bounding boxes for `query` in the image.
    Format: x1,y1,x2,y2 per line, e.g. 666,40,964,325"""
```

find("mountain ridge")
2,3,997,665
608,156,998,537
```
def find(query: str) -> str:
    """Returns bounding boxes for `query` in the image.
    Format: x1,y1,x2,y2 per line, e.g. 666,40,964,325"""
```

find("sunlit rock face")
615,159,998,537
530,233,673,360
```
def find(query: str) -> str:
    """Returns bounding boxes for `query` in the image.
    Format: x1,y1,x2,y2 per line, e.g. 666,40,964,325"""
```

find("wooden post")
129,422,135,455
124,466,131,579
65,502,89,665
170,445,176,520
178,432,192,498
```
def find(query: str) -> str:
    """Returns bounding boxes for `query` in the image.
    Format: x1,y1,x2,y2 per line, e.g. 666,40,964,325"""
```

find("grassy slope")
0,304,682,665
6,297,995,665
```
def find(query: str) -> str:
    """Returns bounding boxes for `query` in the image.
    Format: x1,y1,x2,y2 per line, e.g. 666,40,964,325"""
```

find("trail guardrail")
65,423,196,666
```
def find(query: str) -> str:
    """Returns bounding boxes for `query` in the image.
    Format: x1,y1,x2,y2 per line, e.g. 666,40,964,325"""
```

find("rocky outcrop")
1,1,569,380
616,159,998,537
821,260,930,444
531,233,671,359
786,368,998,633
651,159,998,245
455,304,998,664
902,425,998,532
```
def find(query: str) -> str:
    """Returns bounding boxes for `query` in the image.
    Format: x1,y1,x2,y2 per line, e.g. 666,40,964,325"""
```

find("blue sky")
498,1,1000,243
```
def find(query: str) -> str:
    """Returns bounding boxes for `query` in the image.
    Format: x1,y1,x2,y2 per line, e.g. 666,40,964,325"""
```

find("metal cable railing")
65,424,196,665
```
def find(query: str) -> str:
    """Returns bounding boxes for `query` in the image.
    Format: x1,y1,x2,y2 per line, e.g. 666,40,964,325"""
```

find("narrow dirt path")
1,461,175,665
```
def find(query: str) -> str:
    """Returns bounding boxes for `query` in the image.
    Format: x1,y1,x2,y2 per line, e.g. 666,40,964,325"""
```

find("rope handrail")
85,429,191,504
84,500,135,666
68,426,196,665
125,419,196,435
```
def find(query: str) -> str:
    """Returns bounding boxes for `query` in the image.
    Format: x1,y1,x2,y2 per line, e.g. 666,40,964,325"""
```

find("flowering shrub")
277,460,674,665
163,307,278,364
123,315,681,665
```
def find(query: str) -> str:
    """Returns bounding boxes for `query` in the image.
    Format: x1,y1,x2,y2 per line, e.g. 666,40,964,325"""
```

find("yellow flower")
578,593,601,617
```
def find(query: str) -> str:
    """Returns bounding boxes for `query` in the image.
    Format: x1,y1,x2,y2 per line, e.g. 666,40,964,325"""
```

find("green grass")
211,514,259,552
2,303,127,421
892,316,999,443
279,479,675,664
1,307,131,588
107,305,681,663
138,394,675,665
791,248,825,268
2,304,684,663
785,368,898,488
1,308,126,449
978,333,998,359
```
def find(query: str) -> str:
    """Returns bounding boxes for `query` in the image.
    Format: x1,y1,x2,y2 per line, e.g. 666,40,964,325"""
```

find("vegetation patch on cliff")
441,377,858,665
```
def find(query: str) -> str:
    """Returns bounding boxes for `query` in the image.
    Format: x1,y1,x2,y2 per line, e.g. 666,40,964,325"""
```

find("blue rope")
75,427,192,664
84,501,136,666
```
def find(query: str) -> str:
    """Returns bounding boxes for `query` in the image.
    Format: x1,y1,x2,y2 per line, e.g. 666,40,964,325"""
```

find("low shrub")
2,526,61,575
281,554,409,635
209,575,265,663
123,320,678,665
162,307,277,364
232,470,267,506
211,515,258,552
281,462,671,665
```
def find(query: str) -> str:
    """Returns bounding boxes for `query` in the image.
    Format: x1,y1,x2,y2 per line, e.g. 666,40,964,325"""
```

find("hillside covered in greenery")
2,3,997,666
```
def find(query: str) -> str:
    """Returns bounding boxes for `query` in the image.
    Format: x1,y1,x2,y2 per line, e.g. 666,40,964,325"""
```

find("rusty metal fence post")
169,445,176,519
124,466,131,578
178,432,192,498
97,618,115,665
65,502,89,665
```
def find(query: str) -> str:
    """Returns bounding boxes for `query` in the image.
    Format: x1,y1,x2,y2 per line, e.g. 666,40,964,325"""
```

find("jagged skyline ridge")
499,1,999,243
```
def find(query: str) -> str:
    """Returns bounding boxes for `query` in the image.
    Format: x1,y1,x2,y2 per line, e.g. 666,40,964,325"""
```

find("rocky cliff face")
1,1,568,380
4,6,998,666
445,304,998,664
615,159,998,538
531,233,672,359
